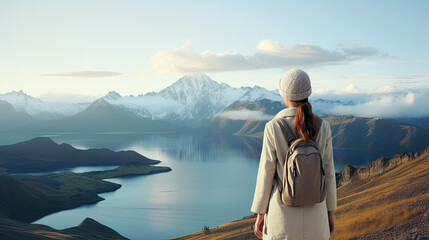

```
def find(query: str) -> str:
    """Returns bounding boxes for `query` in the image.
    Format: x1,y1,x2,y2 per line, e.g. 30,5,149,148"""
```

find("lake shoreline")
0,163,171,239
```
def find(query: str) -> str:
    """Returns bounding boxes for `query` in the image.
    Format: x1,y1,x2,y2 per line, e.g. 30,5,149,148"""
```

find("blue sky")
1,0,428,101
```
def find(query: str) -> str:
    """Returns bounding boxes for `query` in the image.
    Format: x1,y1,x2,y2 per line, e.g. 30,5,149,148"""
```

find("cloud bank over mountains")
312,85,429,118
218,109,274,121
151,39,384,74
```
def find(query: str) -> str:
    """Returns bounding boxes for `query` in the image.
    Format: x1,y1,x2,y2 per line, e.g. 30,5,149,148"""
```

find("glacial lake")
0,133,414,240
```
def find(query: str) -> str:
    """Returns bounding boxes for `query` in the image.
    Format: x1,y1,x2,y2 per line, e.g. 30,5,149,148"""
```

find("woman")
251,69,336,240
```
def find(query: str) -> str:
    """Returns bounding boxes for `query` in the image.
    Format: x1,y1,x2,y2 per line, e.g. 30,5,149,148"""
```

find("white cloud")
218,109,274,121
311,85,429,118
151,39,383,74
41,70,122,78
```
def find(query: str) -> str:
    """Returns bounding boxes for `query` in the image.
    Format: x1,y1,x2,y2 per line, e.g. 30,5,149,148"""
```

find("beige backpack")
274,117,326,207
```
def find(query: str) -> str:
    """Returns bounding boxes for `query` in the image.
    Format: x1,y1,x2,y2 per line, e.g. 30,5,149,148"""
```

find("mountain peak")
159,73,221,101
9,137,58,149
104,91,122,100
176,73,219,89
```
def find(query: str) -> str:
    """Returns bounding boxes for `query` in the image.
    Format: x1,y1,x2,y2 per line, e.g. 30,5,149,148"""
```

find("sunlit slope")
171,149,429,240
332,150,429,239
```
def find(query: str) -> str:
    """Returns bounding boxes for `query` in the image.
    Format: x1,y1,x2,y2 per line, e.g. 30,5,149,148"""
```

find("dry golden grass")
332,197,426,240
331,152,429,239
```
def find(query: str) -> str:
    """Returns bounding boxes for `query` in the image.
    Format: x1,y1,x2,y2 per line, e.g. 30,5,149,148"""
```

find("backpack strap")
273,118,294,195
274,118,296,146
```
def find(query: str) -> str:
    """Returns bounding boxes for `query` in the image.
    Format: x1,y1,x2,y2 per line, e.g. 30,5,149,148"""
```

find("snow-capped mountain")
0,91,90,120
238,86,283,102
102,74,281,127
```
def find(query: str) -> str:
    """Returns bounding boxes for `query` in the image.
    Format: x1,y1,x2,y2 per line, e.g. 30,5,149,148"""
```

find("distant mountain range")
1,73,429,159
0,73,366,131
0,74,282,127
204,100,429,151
0,90,89,120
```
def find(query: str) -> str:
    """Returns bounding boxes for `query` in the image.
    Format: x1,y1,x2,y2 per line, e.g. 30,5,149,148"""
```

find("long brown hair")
293,98,318,142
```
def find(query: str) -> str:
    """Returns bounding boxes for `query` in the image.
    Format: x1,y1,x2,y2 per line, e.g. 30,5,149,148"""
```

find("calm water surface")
0,132,409,240
30,133,262,240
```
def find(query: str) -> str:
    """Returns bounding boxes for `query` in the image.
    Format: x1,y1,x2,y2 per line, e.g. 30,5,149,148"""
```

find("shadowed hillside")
0,101,37,131
0,175,112,222
325,116,429,150
0,137,159,174
0,174,129,239
171,147,429,240
0,164,170,239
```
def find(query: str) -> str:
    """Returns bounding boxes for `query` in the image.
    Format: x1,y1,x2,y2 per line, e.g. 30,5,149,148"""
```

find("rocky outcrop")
336,147,428,187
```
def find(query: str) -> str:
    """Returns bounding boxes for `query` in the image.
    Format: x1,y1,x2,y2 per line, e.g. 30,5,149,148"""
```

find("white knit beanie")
279,68,312,101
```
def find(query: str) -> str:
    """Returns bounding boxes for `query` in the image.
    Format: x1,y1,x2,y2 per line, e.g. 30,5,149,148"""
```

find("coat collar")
274,107,297,119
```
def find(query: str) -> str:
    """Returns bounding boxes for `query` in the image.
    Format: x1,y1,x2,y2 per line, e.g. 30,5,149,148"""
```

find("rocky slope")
336,146,428,187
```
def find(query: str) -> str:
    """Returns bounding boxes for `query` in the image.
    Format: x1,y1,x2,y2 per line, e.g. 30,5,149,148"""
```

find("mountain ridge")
336,146,429,187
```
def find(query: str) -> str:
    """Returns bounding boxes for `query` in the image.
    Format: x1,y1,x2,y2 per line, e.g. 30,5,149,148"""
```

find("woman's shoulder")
316,116,332,141
264,118,276,131
319,117,331,130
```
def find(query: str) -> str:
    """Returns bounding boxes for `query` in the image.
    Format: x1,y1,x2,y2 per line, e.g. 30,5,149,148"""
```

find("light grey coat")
251,107,337,240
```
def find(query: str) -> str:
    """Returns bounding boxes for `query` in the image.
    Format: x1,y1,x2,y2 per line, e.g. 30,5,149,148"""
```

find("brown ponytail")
294,98,318,142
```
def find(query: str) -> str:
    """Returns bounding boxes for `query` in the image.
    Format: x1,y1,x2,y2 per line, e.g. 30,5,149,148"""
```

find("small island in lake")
0,137,171,240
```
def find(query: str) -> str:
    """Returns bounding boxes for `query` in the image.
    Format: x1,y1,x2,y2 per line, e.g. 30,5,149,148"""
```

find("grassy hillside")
171,148,429,239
